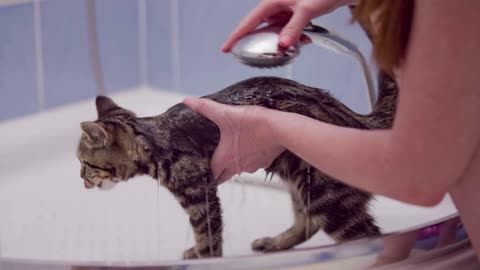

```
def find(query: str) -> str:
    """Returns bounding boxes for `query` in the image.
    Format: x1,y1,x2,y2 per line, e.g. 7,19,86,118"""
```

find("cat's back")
156,76,311,157
163,76,320,125
204,76,324,107
205,76,368,129
157,75,370,155
159,102,220,157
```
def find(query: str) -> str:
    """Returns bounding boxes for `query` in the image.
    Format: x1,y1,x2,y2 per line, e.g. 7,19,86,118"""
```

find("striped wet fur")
76,69,397,258
76,6,397,257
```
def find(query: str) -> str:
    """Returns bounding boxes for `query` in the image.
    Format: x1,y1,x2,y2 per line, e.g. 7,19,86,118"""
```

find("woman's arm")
184,0,480,206
269,0,480,206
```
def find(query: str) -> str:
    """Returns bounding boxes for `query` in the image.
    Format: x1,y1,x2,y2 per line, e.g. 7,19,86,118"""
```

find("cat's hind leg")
306,172,381,242
251,166,380,253
321,193,380,242
252,186,322,252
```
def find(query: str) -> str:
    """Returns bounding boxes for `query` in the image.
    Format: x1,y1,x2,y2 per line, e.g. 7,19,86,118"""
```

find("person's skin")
370,230,420,268
183,0,480,255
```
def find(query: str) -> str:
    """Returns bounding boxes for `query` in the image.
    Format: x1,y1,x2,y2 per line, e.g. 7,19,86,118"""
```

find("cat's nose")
84,179,95,189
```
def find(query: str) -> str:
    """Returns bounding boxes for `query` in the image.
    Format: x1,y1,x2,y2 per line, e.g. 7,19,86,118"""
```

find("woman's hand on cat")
183,98,285,184
221,0,358,52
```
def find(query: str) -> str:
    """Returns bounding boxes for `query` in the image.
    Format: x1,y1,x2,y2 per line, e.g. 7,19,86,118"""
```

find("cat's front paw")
182,247,199,259
251,237,281,252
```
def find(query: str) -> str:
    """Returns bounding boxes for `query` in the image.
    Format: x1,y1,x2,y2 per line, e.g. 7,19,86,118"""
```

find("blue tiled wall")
0,3,38,122
147,0,172,90
95,0,139,93
41,0,96,108
175,0,288,95
0,0,374,122
0,0,141,121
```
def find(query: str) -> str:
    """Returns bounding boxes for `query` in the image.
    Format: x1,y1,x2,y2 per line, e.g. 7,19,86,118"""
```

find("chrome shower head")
231,23,330,69
230,25,302,68
230,22,377,108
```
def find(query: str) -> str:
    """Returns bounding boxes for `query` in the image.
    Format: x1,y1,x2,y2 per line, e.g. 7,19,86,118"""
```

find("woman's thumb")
183,98,225,125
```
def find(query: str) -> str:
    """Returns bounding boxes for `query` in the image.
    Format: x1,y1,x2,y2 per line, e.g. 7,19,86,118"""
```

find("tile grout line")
138,0,148,87
86,0,105,95
33,0,45,111
170,0,180,92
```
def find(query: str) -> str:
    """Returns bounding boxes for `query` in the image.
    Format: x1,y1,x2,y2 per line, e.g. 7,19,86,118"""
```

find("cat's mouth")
84,179,96,189
84,178,119,190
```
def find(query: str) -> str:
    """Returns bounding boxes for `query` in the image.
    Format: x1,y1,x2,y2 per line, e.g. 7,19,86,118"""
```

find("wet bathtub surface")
0,89,457,265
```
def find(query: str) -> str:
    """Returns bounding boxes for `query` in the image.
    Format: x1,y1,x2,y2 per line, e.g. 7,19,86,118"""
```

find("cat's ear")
96,96,120,118
80,122,111,147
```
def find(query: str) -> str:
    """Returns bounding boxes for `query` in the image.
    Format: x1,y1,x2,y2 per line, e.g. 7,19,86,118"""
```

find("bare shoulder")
383,0,480,200
404,0,480,102
401,0,480,125
413,0,480,50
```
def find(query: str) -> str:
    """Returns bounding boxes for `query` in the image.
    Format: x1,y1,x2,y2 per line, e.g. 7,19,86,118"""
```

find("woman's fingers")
184,98,242,181
216,167,237,184
184,98,283,185
210,133,237,181
221,1,284,52
279,7,312,47
264,10,293,25
183,98,227,127
222,0,348,51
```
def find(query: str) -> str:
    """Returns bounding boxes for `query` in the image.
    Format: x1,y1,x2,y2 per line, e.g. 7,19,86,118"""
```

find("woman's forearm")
265,0,480,206
265,110,445,206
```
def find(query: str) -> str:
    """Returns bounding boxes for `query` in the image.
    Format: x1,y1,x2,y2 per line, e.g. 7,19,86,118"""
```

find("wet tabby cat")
76,71,397,259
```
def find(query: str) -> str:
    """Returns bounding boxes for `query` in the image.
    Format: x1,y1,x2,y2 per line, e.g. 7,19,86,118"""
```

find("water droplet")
306,166,312,240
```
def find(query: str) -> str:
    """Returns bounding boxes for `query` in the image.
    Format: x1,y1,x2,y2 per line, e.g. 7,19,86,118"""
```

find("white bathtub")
0,88,458,268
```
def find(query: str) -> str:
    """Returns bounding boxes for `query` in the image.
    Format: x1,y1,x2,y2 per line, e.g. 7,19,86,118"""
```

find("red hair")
352,0,414,74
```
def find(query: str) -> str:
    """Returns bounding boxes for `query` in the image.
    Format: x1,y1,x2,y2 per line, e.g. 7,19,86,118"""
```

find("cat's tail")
349,5,398,129
367,70,398,129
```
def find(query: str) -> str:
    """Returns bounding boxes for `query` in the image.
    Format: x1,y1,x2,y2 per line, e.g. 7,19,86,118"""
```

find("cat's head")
77,96,144,190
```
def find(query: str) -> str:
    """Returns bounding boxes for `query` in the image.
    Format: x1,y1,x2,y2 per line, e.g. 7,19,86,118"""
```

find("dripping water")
232,122,242,176
240,176,247,206
232,127,248,207
203,176,214,257
306,165,312,240
156,171,162,256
